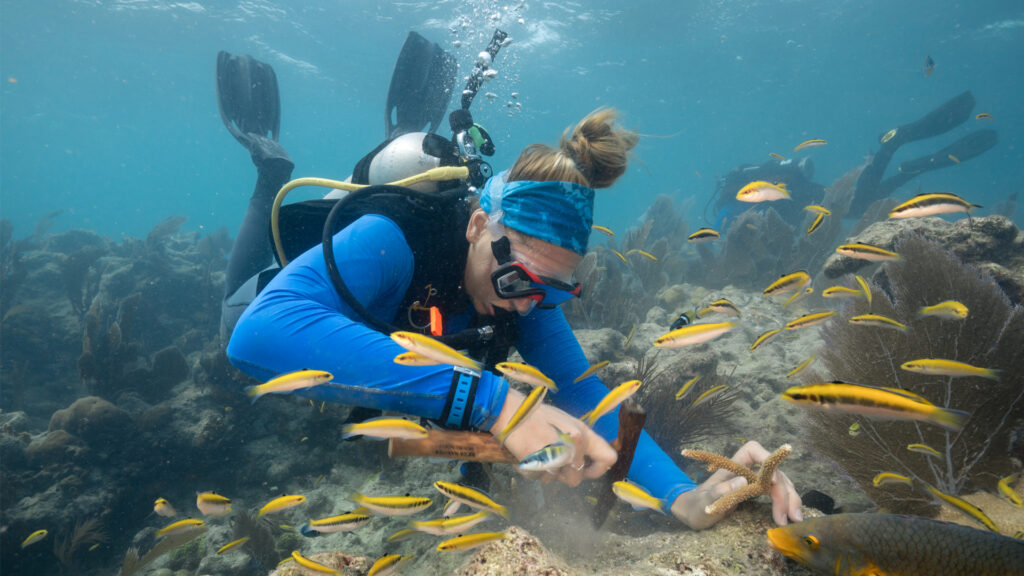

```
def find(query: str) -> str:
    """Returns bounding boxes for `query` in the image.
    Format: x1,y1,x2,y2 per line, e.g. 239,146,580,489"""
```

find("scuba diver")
709,156,825,230
216,31,801,530
850,90,997,214
708,90,997,229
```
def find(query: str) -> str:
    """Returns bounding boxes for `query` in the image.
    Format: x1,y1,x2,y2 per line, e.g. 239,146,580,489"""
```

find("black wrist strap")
440,366,480,430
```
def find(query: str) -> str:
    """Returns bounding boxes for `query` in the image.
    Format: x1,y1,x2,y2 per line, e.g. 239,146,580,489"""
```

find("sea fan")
807,234,1024,514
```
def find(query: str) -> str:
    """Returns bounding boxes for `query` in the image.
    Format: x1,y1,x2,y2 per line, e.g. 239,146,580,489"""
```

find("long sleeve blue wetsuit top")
227,213,695,510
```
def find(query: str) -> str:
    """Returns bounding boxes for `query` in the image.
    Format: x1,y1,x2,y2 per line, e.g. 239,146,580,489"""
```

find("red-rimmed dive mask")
489,236,582,311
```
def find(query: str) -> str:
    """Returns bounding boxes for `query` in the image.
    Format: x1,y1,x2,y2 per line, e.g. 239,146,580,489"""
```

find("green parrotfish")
767,513,1024,575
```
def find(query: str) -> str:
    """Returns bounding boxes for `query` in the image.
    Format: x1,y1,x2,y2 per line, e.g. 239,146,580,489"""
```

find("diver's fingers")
769,471,802,525
580,429,617,480
733,440,770,468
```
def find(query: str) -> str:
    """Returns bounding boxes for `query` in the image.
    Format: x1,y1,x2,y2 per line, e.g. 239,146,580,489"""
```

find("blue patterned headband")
478,170,595,255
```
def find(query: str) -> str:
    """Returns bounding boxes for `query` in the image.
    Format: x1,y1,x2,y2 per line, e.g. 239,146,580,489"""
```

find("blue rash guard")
227,213,696,510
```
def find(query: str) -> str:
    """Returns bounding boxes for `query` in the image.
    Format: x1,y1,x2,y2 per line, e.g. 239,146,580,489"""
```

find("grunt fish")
697,298,741,318
823,285,863,299
436,532,507,552
612,480,666,514
21,529,48,548
767,513,1024,575
786,355,817,379
244,369,333,402
782,381,969,431
291,550,341,575
918,300,968,320
906,443,942,458
675,375,701,400
341,417,429,440
736,180,791,202
835,243,901,262
653,321,738,348
997,474,1023,508
688,227,721,242
854,275,872,306
849,313,908,333
257,495,307,517
785,311,837,330
793,139,828,152
156,518,205,538
582,379,643,426
872,472,913,487
351,493,432,516
411,510,493,536
900,358,1000,380
496,361,557,391
806,212,826,235
573,360,610,383
888,192,981,219
764,270,811,297
690,384,729,409
367,553,415,576
390,331,482,371
433,481,508,518
216,536,250,555
196,492,232,517
153,497,177,518
496,385,548,445
923,484,1000,532
750,328,782,352
300,512,371,536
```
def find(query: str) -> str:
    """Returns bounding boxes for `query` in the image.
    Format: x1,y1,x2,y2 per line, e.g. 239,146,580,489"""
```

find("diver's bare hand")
670,441,802,530
489,388,617,487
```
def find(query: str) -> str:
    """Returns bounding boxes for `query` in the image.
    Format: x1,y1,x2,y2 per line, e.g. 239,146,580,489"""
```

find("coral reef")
810,234,1024,515
823,215,1024,303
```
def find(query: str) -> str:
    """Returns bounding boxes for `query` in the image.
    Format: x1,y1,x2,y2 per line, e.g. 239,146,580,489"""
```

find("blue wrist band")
442,366,480,430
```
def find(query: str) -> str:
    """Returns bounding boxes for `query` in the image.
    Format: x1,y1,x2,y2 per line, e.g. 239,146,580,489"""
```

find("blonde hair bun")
508,107,638,189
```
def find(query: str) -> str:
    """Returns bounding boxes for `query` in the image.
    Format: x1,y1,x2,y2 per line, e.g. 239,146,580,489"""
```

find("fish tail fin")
984,368,1002,380
340,424,361,440
495,504,510,519
936,407,971,431
580,410,593,426
244,386,261,403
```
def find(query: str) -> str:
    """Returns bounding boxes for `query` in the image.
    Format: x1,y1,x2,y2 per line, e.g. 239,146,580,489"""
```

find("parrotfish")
767,513,1024,575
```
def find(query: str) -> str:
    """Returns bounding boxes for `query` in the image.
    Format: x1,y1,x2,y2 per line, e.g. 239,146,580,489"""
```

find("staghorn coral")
682,444,792,514
809,234,1024,515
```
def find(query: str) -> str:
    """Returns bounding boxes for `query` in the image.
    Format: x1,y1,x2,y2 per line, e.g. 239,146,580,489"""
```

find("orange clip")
430,306,443,337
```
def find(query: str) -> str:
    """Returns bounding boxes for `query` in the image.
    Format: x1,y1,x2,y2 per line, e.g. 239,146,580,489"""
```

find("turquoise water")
2,0,1022,238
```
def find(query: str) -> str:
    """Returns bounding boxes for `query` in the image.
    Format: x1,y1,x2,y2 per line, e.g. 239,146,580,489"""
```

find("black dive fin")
385,32,456,139
875,128,998,198
216,51,281,148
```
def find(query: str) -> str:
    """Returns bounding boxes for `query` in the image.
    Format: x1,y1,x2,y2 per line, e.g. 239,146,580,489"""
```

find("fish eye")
803,535,820,549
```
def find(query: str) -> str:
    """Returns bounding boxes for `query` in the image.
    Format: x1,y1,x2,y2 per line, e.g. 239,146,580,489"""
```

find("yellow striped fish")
750,328,782,352
690,384,729,409
496,362,557,391
793,138,828,152
436,532,507,552
351,493,432,516
341,417,428,440
804,205,832,216
763,270,811,296
806,212,826,235
410,510,493,536
216,536,250,555
675,375,701,400
782,381,969,431
301,512,371,535
592,224,615,237
997,474,1022,508
196,492,231,517
155,518,206,538
433,481,508,518
822,285,863,299
697,298,741,318
582,379,643,426
849,314,908,333
244,369,333,402
368,553,415,576
688,227,721,242
653,321,738,348
872,472,913,487
923,484,999,532
20,529,48,548
390,331,482,371
611,480,666,514
889,193,982,219
784,311,836,330
836,243,901,262
786,355,817,379
918,300,968,320
907,443,941,458
257,495,306,518
291,550,341,575
900,358,1000,380
496,385,548,445
855,275,872,305
573,360,610,383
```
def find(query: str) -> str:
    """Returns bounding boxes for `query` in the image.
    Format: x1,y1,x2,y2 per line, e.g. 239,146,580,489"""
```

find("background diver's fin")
216,50,281,147
385,31,456,139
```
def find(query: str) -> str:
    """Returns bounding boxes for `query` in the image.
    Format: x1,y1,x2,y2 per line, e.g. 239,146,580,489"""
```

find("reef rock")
452,526,574,576
267,551,372,575
824,215,1024,302
49,395,135,446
